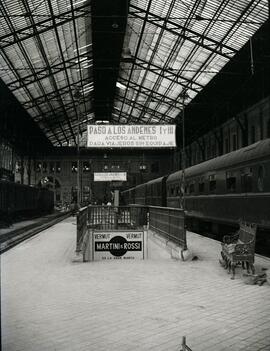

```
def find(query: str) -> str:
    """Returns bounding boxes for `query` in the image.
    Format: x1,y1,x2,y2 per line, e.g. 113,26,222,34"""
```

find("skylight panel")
119,0,270,128
150,0,171,18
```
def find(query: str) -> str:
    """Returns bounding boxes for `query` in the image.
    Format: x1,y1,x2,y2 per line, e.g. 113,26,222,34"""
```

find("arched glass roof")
0,0,268,147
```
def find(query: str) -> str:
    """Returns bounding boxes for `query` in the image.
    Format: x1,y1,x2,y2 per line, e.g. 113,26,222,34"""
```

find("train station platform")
1,217,270,351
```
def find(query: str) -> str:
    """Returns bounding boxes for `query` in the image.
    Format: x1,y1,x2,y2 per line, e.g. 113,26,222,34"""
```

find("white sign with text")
93,230,144,260
94,172,127,182
87,124,176,148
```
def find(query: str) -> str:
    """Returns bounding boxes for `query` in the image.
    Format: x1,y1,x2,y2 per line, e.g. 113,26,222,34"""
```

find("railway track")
0,212,71,254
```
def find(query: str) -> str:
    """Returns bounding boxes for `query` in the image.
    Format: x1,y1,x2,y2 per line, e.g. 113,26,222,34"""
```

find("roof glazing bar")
130,4,238,59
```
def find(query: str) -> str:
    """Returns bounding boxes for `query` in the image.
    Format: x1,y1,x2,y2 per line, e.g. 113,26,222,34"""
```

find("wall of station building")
172,96,270,171
14,152,172,205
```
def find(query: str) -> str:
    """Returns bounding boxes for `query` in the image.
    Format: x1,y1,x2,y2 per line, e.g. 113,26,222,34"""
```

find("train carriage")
134,183,148,205
121,139,270,234
177,139,270,230
0,181,54,225
121,186,136,205
146,176,167,207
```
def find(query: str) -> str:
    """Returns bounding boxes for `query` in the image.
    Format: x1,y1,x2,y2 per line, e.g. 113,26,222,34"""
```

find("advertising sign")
94,172,127,182
87,124,176,148
93,230,144,260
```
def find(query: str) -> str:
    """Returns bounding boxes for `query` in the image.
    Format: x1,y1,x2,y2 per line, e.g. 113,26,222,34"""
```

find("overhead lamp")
112,22,119,29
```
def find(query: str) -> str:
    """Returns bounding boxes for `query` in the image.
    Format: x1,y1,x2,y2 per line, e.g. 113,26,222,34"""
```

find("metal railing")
149,206,187,250
76,205,187,256
76,206,88,252
87,205,148,230
76,205,148,254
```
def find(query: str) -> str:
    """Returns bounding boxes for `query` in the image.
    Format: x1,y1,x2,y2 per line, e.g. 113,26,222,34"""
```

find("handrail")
87,205,148,230
76,205,187,258
148,206,187,250
148,205,186,212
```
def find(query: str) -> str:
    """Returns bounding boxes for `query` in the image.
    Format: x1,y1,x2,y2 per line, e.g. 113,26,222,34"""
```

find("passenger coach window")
209,174,216,192
226,172,236,192
258,165,264,192
199,182,205,193
241,168,253,192
189,183,195,193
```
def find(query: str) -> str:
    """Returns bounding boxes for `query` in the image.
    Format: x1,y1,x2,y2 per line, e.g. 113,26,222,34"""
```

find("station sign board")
94,172,127,182
93,230,144,260
87,124,176,148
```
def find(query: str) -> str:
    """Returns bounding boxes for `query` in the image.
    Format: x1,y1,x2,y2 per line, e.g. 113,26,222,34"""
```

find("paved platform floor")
1,217,270,351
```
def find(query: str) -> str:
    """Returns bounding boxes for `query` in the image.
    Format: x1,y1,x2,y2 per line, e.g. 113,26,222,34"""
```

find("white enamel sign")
87,124,176,148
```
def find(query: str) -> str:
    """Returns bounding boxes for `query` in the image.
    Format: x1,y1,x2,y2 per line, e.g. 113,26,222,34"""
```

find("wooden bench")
220,221,257,279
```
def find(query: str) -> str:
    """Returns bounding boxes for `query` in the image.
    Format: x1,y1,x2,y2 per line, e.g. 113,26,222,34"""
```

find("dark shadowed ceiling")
0,0,269,151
